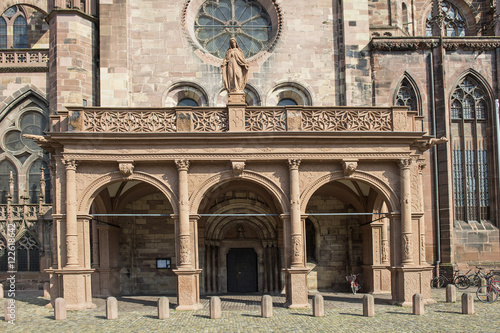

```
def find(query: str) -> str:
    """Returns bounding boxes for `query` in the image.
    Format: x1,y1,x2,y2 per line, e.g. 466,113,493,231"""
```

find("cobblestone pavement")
1,289,500,332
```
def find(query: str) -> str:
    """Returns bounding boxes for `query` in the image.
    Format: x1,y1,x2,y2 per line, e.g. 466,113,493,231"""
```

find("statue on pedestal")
221,38,248,93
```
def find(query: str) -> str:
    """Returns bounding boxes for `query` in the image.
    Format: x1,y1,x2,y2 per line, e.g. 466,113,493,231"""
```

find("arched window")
426,1,466,36
395,78,418,113
16,233,40,271
177,98,199,107
0,18,6,49
451,76,489,223
13,16,28,48
0,160,17,204
402,3,410,34
278,98,298,106
0,237,7,271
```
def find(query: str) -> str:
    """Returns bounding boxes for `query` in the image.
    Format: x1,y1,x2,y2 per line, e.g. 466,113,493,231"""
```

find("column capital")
63,159,78,171
398,158,412,170
287,159,301,169
175,159,190,171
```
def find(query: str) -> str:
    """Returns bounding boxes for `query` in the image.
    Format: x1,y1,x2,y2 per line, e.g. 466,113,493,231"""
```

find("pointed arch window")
17,233,40,271
426,1,466,36
395,77,420,115
13,16,28,48
451,76,489,222
0,238,7,271
0,18,6,49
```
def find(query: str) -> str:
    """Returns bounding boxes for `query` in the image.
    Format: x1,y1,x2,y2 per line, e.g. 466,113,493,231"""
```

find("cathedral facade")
0,0,499,310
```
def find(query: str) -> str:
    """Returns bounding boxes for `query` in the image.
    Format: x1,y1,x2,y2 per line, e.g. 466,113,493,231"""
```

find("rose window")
194,0,274,59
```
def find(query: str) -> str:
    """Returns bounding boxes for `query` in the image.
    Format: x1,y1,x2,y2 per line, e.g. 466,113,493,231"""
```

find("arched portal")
304,178,391,294
90,180,176,296
198,179,283,294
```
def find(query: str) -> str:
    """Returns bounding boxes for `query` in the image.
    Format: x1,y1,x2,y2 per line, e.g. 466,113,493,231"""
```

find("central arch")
197,178,284,294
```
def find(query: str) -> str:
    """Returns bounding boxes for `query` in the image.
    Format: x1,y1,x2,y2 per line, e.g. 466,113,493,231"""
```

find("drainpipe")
495,100,500,212
429,52,441,277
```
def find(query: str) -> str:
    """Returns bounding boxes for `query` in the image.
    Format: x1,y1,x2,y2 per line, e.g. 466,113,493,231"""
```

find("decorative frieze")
246,109,286,131
192,110,228,132
302,109,392,131
372,37,500,51
83,110,177,133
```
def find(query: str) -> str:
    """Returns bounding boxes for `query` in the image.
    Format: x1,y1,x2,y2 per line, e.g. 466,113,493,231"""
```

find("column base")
46,268,96,310
173,268,203,310
362,264,391,294
283,268,310,309
389,265,434,306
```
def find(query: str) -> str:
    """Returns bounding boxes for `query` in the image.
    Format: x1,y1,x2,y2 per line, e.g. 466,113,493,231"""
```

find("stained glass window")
195,0,272,58
395,78,417,112
0,18,6,49
426,1,466,36
13,16,28,48
17,233,40,271
451,77,489,222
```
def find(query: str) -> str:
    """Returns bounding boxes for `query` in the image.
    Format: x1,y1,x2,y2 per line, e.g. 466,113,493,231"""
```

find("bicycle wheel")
431,276,445,288
453,275,470,289
476,285,499,303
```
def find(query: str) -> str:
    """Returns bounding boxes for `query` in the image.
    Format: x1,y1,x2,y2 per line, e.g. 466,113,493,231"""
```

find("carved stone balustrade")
371,37,500,52
55,106,423,133
0,49,49,72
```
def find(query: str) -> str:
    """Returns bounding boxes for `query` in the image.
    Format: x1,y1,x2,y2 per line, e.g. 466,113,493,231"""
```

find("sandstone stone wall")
118,193,176,295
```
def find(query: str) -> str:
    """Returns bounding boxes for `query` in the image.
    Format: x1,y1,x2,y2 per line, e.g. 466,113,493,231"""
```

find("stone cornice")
46,8,98,24
371,37,500,51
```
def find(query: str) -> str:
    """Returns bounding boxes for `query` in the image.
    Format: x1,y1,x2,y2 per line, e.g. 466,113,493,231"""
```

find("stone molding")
372,37,500,51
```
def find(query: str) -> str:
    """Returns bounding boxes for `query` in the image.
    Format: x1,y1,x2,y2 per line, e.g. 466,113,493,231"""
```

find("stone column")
176,160,191,269
284,159,309,309
288,159,303,268
399,158,413,265
64,159,79,268
173,160,202,310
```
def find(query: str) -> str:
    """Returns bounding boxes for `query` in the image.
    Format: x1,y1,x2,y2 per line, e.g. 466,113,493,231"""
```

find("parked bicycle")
346,274,361,295
476,278,500,303
467,267,500,287
430,269,470,289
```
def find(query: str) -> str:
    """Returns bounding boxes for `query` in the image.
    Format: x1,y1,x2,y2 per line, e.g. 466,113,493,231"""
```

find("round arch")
0,2,48,16
300,170,400,214
189,170,288,214
77,171,179,214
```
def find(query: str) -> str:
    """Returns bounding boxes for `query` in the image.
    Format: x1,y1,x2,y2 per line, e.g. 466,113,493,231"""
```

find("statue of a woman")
221,38,249,93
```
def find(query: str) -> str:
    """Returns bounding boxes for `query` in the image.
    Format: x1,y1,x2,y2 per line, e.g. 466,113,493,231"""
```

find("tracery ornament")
192,109,228,132
245,109,286,131
395,79,417,112
301,109,392,132
83,110,177,133
194,0,274,59
426,1,466,36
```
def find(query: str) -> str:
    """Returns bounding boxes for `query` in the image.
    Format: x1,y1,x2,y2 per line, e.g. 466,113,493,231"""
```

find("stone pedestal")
227,93,246,132
173,269,203,310
47,269,95,310
390,266,433,306
284,268,310,309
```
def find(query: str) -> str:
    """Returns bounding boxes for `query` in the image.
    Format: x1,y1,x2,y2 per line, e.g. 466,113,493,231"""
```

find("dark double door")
227,248,258,293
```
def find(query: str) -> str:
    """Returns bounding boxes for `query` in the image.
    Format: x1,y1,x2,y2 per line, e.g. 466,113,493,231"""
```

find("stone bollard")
106,296,118,320
4,298,15,322
54,298,66,320
43,282,50,298
413,293,424,315
479,278,487,288
363,294,375,317
461,293,474,314
158,297,169,320
210,296,221,319
261,295,272,318
0,284,3,299
446,284,456,303
313,294,324,317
